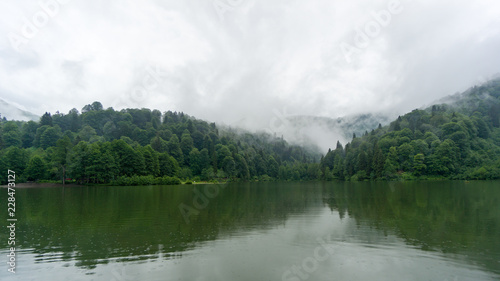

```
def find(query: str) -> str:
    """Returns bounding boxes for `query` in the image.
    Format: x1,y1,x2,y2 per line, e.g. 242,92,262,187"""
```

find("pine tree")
189,148,202,175
40,112,53,126
372,144,385,178
167,135,184,165
55,136,72,184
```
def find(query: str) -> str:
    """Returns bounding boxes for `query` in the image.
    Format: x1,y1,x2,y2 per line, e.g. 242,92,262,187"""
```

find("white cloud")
0,0,499,132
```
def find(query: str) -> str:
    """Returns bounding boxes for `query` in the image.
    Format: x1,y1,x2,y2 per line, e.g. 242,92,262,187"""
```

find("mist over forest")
1,78,499,185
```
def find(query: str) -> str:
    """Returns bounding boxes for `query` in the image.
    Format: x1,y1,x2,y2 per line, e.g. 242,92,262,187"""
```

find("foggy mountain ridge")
2,77,500,154
280,113,396,150
429,76,500,109
216,112,395,154
276,77,500,152
0,98,40,121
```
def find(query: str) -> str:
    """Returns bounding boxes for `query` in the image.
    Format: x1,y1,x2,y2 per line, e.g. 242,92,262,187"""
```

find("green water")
1,181,499,280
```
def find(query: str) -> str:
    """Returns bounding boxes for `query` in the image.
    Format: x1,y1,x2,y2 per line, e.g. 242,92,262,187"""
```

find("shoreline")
1,182,84,188
0,181,225,188
0,179,492,188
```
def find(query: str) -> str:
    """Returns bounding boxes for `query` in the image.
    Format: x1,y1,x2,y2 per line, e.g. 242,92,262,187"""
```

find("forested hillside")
320,79,500,180
0,102,320,185
1,79,500,185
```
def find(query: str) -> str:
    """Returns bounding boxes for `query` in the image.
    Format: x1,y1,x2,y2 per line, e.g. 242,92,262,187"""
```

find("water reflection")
322,180,500,276
0,181,499,280
2,183,319,269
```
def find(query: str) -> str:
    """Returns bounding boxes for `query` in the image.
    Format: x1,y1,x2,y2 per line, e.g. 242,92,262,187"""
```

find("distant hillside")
0,102,320,185
278,113,395,151
320,78,500,180
435,78,500,121
0,98,39,121
1,78,499,184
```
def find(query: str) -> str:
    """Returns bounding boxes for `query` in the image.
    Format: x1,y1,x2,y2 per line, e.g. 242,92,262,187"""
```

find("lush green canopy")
1,79,499,184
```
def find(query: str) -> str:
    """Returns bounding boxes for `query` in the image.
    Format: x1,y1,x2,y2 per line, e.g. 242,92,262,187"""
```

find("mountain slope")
0,102,320,185
1,78,499,184
320,78,500,180
0,98,39,121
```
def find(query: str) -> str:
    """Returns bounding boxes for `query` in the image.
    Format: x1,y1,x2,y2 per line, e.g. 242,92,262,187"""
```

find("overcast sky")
1,0,500,132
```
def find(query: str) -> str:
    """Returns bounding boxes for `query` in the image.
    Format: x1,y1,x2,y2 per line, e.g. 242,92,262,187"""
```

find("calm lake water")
1,181,499,281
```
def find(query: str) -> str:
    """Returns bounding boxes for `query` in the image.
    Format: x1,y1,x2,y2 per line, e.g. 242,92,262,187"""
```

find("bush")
111,175,181,186
258,174,273,182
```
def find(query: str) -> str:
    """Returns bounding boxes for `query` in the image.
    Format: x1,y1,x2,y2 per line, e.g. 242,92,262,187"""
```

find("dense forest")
0,102,320,185
1,79,500,185
320,79,500,180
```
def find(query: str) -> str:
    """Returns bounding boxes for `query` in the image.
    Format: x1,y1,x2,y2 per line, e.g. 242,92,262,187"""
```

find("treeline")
2,80,500,184
320,79,500,180
0,102,320,185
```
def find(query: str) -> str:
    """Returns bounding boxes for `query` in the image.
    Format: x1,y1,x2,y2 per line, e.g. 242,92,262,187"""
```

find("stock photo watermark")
340,0,406,63
265,106,309,144
213,0,247,21
281,236,336,281
6,170,17,274
266,107,292,137
110,265,134,281
178,184,226,224
8,0,73,52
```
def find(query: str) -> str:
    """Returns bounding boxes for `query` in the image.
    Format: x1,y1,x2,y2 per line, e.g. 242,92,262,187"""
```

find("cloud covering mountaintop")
0,0,499,133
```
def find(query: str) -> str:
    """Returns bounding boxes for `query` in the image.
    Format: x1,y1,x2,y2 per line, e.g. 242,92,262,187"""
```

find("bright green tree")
21,121,38,148
40,126,61,149
167,135,184,165
26,155,46,181
189,148,202,175
142,145,160,176
180,131,194,165
413,154,427,176
1,122,21,148
5,147,28,175
54,136,72,184
159,153,180,177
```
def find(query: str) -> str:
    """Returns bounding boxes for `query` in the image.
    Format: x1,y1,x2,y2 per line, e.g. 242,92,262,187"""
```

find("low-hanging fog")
1,0,500,151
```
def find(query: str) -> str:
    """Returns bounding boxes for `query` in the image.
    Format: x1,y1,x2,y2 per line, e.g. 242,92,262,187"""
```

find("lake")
1,181,499,281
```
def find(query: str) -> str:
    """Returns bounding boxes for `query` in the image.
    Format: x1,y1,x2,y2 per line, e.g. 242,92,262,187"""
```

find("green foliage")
111,175,181,186
1,121,22,148
4,146,28,175
413,154,426,176
40,126,62,149
26,155,46,181
141,145,160,176
267,156,279,178
189,148,202,175
40,112,53,126
372,145,385,178
78,125,97,142
111,139,145,177
320,79,500,180
21,121,38,148
3,78,500,184
159,153,180,177
167,135,184,165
